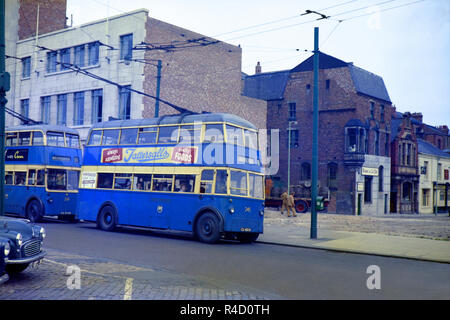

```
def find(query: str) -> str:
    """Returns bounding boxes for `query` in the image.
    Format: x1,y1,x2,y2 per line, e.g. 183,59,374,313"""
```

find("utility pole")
154,59,161,118
287,120,297,196
0,0,9,217
311,27,319,239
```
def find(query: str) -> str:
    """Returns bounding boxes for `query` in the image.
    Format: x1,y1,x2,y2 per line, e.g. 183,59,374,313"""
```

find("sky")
66,0,450,127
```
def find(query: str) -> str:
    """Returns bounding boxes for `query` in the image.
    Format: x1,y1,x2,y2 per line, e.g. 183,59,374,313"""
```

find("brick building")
5,1,265,142
243,52,394,215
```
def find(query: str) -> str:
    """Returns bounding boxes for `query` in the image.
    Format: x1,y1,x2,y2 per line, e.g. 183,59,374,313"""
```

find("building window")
40,96,51,124
306,84,311,94
402,143,406,165
375,130,379,155
47,51,57,73
422,189,429,206
422,161,428,177
402,182,412,201
20,99,29,124
380,104,385,122
119,85,131,120
346,128,358,152
325,79,330,90
327,162,338,191
370,101,375,119
120,34,133,60
288,129,299,148
57,94,67,125
364,176,372,203
74,45,85,67
73,91,85,125
407,144,411,166
437,163,442,181
438,139,441,149
60,48,71,70
92,89,103,123
385,133,389,156
288,102,296,120
88,41,100,65
378,166,384,192
22,57,31,78
301,162,311,181
365,129,369,154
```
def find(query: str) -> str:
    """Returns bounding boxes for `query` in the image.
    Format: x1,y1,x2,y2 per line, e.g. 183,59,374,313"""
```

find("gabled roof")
242,70,290,101
290,52,348,72
418,139,450,158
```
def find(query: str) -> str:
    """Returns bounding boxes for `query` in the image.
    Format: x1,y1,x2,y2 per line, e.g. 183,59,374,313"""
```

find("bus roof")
6,124,79,135
90,113,258,130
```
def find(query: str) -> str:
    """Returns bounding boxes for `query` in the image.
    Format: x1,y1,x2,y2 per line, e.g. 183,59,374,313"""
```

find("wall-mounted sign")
357,182,364,192
362,167,378,176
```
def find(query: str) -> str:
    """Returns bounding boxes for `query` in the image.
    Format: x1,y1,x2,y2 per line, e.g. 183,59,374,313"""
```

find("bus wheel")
195,212,221,244
97,206,117,231
237,233,259,243
295,200,308,213
26,200,43,223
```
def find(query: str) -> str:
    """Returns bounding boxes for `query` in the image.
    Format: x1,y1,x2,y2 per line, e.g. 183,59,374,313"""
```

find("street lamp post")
287,120,297,196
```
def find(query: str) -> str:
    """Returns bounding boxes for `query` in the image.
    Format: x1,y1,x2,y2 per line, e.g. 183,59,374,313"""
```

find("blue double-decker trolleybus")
78,113,265,243
4,125,82,222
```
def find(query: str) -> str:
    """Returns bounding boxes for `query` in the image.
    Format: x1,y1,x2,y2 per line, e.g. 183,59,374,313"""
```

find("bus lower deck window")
174,175,195,192
97,173,113,189
152,175,173,191
14,172,27,185
134,174,152,190
5,172,13,185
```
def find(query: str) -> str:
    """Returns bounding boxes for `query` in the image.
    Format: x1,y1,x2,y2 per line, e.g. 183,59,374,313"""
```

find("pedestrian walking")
280,191,289,215
288,193,297,217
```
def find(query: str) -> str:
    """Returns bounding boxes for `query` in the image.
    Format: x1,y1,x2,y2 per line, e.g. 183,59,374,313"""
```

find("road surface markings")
123,278,133,300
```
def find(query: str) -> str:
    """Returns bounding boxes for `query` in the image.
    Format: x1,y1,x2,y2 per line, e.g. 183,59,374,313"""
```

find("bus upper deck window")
178,125,201,144
32,131,44,145
204,124,224,143
88,130,102,145
158,126,179,144
47,132,65,147
226,125,244,146
66,133,80,148
102,129,119,145
18,132,31,146
6,132,17,146
120,128,138,145
138,127,157,144
244,130,258,149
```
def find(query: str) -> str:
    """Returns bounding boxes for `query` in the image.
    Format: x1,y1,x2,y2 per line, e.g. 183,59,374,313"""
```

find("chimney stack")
438,125,449,135
411,112,423,123
255,61,261,74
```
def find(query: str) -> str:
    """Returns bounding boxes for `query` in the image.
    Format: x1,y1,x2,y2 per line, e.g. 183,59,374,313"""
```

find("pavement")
259,209,450,264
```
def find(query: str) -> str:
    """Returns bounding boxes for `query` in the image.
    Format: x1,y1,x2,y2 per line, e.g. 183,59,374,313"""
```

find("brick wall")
142,17,266,129
268,66,394,214
18,0,67,40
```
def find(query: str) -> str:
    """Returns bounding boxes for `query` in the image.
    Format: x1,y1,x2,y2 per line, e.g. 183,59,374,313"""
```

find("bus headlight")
229,207,235,214
16,233,23,246
259,210,264,216
3,242,10,257
40,227,46,240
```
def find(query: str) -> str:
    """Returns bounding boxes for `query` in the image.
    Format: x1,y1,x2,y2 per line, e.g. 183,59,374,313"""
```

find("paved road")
10,219,447,300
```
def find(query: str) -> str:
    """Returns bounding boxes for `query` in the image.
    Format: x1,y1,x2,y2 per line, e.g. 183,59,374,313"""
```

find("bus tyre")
295,200,308,213
26,200,43,223
237,232,259,243
195,212,221,244
97,206,117,231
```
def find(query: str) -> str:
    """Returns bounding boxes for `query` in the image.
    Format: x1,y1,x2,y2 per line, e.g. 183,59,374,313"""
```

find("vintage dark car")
0,238,10,284
0,216,46,273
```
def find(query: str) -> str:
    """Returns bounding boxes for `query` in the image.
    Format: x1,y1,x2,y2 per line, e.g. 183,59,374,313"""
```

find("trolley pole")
0,0,9,217
310,27,319,239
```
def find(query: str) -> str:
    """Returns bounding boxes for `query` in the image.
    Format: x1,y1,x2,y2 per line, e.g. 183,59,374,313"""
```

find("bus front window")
66,133,80,148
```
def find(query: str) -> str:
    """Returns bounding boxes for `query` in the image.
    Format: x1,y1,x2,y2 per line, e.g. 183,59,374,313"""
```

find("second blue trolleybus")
77,113,265,243
4,125,82,222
